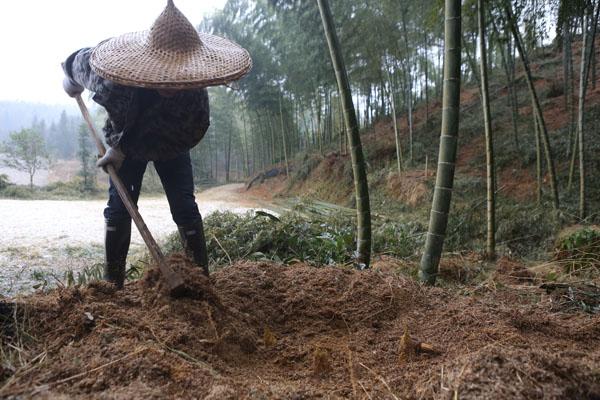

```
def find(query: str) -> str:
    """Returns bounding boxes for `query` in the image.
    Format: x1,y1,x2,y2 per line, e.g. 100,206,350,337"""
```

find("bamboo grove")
191,0,600,282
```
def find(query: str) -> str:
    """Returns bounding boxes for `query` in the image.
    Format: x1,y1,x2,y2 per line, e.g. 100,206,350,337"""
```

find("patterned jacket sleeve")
63,48,138,150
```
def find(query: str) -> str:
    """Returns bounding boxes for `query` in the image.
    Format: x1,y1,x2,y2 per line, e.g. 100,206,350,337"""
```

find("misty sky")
0,0,227,105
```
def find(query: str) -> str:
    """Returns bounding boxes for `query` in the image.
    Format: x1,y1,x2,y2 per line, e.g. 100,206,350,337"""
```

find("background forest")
189,0,600,264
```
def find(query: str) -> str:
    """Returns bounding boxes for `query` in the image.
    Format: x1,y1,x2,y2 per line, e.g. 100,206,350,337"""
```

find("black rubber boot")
104,219,132,289
178,217,210,276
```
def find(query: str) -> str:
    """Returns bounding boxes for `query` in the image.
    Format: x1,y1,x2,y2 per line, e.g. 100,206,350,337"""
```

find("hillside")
248,36,600,259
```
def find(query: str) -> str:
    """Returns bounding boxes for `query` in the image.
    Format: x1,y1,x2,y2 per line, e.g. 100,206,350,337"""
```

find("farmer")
61,0,251,288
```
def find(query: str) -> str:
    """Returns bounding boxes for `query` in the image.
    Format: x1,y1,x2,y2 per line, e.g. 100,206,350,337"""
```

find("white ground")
0,184,271,297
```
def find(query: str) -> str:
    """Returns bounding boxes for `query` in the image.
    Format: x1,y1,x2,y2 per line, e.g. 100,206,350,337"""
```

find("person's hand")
61,61,84,98
97,147,126,173
63,76,84,98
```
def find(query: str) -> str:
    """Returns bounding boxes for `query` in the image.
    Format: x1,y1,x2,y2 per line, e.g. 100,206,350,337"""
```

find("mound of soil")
1,256,599,399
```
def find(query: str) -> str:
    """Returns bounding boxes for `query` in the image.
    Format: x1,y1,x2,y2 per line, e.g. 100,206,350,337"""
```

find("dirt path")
0,184,272,296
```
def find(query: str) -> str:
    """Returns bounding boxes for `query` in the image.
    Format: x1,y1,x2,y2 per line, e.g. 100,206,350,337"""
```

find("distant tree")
1,128,48,189
46,110,79,159
0,173,10,190
77,122,96,192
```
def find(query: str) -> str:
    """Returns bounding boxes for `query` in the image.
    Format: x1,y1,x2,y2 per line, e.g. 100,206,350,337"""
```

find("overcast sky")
0,0,227,105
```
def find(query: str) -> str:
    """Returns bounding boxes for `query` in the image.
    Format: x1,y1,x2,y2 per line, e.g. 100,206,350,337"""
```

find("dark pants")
104,151,201,226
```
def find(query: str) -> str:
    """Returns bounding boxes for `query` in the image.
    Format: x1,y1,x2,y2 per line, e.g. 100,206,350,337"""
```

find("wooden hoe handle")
75,95,185,294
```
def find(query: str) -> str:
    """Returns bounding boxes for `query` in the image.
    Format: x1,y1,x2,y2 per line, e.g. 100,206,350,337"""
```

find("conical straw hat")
90,0,252,89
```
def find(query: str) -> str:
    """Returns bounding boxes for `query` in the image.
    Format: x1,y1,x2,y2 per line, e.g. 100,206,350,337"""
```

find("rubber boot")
178,217,210,276
104,219,132,289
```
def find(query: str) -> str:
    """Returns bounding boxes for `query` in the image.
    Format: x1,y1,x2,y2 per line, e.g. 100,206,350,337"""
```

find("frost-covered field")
0,184,268,296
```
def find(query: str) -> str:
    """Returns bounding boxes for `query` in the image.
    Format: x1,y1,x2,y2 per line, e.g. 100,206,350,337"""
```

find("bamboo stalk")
316,0,372,268
279,96,290,177
478,0,496,260
419,0,462,284
505,3,560,210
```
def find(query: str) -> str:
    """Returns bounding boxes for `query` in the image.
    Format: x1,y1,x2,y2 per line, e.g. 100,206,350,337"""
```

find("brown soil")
499,168,537,202
385,171,430,208
456,135,486,171
200,183,281,209
288,153,354,205
243,175,288,203
494,256,536,284
2,256,599,399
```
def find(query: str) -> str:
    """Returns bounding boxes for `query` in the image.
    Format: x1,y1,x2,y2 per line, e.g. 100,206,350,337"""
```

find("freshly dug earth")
1,256,600,399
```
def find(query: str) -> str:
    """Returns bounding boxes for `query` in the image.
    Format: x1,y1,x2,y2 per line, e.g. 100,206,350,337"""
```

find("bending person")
61,0,251,288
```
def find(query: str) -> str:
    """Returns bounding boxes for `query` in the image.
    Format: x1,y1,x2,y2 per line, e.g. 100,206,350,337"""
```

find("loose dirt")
2,258,599,399
385,171,430,208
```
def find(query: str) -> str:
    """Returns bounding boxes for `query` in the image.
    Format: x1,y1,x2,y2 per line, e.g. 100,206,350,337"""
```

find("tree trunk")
424,36,430,125
279,96,290,177
492,16,520,152
578,2,599,217
563,18,576,168
593,29,597,91
505,3,560,210
380,78,386,117
213,133,219,182
225,126,232,183
267,115,276,165
463,32,482,90
301,103,311,152
400,9,414,163
316,93,323,154
478,0,496,260
437,41,443,99
317,0,372,268
241,105,250,178
533,102,543,204
337,95,344,154
385,60,403,173
390,84,403,173
419,0,462,284
577,11,590,218
407,80,414,164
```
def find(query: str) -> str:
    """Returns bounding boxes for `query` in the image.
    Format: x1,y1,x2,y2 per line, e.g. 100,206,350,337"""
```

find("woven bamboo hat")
89,0,252,89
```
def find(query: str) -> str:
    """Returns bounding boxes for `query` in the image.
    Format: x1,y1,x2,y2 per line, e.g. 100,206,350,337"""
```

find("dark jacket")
64,48,210,161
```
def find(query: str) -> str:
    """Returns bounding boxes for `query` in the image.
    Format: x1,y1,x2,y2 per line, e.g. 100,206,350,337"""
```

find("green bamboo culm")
419,0,462,284
478,0,496,260
504,2,560,210
316,0,372,268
